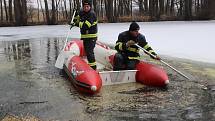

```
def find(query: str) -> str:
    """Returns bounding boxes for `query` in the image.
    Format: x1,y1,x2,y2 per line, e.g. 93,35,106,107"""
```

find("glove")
149,52,161,60
126,40,136,47
154,55,161,60
73,17,78,23
69,10,79,29
70,22,76,29
150,55,161,60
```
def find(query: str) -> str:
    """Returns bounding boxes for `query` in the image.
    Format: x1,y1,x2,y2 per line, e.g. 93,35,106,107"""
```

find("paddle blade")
55,51,65,69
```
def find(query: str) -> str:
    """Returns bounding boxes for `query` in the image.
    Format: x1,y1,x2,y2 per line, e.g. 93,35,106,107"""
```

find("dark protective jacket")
115,31,157,60
73,10,98,39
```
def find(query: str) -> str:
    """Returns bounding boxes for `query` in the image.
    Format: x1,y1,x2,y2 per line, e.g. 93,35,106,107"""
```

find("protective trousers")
83,38,97,70
113,53,139,71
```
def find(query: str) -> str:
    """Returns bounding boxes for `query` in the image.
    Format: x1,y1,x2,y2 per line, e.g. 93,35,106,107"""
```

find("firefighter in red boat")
113,22,161,71
71,0,98,70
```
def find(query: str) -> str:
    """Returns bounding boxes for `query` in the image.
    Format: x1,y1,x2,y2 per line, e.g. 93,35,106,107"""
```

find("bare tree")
36,0,40,22
21,0,27,24
44,0,50,24
64,0,68,19
69,0,72,19
138,0,144,15
184,0,192,20
159,0,164,15
144,0,149,14
74,0,80,11
51,0,56,24
178,0,184,17
104,0,115,22
170,0,175,15
39,0,45,22
28,5,34,22
93,0,98,15
14,0,22,25
0,0,3,22
8,0,13,22
209,0,215,18
3,0,8,21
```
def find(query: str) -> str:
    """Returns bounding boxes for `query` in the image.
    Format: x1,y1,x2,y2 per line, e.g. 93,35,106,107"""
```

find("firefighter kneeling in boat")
113,22,161,71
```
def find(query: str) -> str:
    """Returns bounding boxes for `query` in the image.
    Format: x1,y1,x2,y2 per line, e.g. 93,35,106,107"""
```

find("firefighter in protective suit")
113,22,161,71
71,0,98,70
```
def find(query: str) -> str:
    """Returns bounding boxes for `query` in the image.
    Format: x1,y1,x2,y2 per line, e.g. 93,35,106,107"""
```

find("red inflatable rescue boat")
55,40,169,94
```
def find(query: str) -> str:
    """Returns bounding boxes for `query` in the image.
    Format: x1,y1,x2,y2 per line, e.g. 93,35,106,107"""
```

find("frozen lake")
0,21,215,64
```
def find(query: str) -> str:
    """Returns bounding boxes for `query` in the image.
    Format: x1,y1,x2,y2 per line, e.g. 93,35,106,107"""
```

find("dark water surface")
0,38,215,121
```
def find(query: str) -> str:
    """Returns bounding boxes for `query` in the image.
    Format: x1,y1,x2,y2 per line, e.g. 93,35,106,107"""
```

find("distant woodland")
0,0,215,26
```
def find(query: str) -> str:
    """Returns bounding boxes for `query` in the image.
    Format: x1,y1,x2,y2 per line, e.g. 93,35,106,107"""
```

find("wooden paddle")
55,10,76,69
135,44,190,80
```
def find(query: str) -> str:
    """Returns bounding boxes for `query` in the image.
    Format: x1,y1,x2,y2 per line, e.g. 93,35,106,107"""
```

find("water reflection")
0,38,62,63
2,38,64,64
0,38,65,80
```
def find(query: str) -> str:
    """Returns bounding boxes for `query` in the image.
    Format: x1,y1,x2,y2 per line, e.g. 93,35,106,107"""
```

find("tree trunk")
144,0,149,14
124,0,130,16
170,0,175,15
118,0,123,16
114,0,118,21
55,0,59,23
21,0,27,25
130,0,132,19
165,0,170,15
138,0,144,15
155,0,160,20
3,0,8,21
159,0,164,15
64,0,68,19
37,0,40,22
100,0,104,19
185,0,192,20
69,0,72,19
93,0,98,16
14,0,22,25
0,0,3,22
149,0,153,18
178,0,183,17
208,0,215,18
104,0,115,22
8,0,13,22
74,0,80,11
44,0,51,24
51,0,56,24
39,0,45,23
195,0,200,13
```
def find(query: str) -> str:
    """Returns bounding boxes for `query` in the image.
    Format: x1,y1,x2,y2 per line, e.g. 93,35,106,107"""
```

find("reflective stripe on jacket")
115,31,156,60
74,10,98,39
